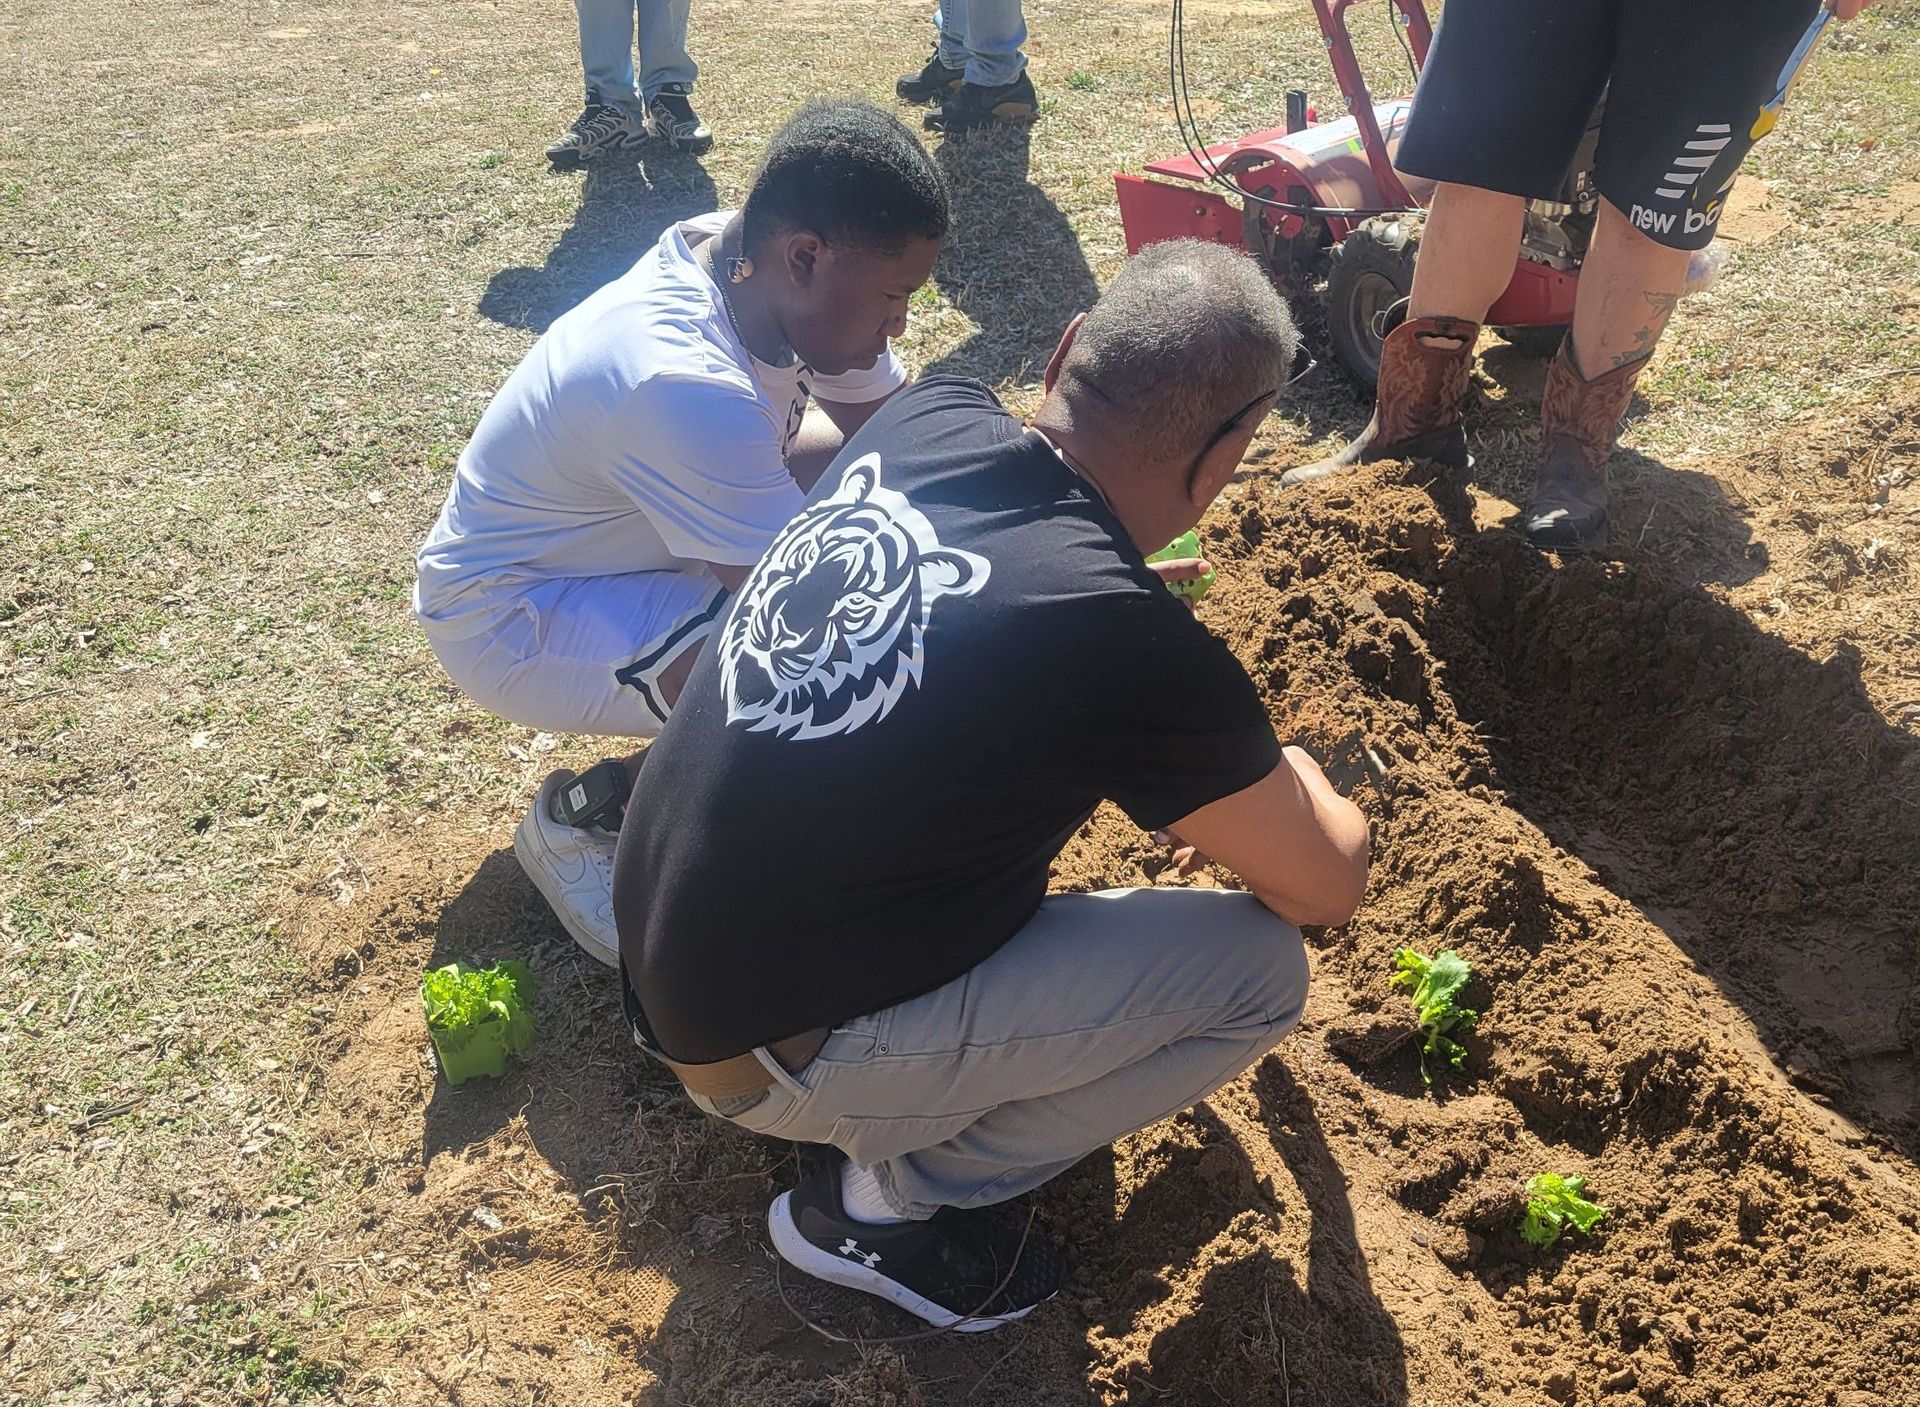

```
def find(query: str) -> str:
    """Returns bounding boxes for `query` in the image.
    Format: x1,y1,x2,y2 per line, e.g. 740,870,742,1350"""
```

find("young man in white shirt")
415,101,948,962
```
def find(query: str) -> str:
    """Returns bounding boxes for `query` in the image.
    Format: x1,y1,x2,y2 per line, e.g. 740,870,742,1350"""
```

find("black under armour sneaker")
924,71,1039,135
645,83,713,155
897,45,966,105
766,1160,1064,1332
545,90,647,168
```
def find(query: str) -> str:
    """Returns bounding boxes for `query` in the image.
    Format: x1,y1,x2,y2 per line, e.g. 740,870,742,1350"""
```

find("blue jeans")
935,0,1027,88
574,0,696,111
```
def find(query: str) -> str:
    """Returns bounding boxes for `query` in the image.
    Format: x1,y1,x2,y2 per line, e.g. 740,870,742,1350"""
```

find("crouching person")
613,240,1369,1329
412,101,947,965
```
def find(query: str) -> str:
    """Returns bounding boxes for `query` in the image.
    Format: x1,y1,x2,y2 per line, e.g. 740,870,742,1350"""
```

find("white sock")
839,1161,910,1225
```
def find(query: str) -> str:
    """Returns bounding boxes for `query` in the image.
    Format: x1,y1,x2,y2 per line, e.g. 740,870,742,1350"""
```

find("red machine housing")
1116,0,1577,331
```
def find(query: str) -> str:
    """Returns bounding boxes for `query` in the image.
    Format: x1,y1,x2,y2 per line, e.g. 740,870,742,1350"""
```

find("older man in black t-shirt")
613,240,1370,1331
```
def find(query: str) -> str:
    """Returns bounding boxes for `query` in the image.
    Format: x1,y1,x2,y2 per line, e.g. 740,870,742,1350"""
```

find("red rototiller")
1117,0,1593,384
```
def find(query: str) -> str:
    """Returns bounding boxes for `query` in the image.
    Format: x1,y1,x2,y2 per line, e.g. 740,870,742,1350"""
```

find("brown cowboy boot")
1281,312,1478,487
1523,340,1651,550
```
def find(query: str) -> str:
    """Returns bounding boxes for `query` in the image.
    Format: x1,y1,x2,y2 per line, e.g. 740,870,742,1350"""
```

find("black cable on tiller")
1168,0,1421,220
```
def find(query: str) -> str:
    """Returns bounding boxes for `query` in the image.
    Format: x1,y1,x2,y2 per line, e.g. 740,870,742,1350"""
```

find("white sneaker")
513,770,621,968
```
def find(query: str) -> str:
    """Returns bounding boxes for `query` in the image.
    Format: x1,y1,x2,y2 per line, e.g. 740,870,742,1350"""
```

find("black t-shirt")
615,376,1280,1062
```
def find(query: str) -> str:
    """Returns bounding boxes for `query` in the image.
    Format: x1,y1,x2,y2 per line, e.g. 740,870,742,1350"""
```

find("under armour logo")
838,1238,882,1268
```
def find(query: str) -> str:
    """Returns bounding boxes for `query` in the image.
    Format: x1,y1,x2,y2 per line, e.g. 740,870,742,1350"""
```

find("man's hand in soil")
1150,827,1209,877
1829,0,1878,20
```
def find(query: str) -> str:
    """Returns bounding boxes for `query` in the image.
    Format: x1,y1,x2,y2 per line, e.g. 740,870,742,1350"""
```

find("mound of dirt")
289,457,1920,1406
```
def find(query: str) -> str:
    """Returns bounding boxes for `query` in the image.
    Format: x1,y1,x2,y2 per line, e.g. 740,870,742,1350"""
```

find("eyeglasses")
1182,343,1313,484
1199,343,1317,453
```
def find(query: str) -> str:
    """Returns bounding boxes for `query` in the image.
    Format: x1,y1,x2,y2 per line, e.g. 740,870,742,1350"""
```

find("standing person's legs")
934,2,971,78
689,888,1307,1326
635,0,697,99
1525,0,1823,547
1406,183,1528,327
1284,0,1611,486
426,568,727,966
547,0,650,166
635,0,712,154
895,5,970,105
921,0,1034,133
946,0,1026,88
572,0,640,110
1565,199,1691,377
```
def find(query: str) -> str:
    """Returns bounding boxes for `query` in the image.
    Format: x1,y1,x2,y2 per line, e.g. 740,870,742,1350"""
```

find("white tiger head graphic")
720,454,991,740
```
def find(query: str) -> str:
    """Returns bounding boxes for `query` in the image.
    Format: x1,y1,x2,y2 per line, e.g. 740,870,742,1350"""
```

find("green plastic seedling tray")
1146,530,1217,601
429,1015,512,1086
421,960,537,1086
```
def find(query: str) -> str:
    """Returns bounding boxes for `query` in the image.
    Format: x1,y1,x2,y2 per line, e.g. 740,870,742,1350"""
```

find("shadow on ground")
1452,343,1767,590
1066,1079,1410,1406
923,127,1099,385
1402,474,1920,1159
478,152,720,332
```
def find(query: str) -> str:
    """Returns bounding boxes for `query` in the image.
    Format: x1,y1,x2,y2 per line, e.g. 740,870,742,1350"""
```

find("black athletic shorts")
1396,0,1825,249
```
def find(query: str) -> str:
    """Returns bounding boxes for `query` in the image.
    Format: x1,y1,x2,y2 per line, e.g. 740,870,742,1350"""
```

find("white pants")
426,569,725,738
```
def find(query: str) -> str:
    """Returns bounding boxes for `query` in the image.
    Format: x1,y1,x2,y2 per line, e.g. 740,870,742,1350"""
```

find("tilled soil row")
300,461,1920,1407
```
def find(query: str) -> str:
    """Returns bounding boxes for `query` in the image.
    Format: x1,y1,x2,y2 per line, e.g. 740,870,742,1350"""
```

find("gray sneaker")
546,91,647,168
645,84,713,155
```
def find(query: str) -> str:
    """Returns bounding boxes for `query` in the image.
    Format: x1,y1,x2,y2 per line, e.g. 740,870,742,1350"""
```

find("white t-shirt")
413,211,906,640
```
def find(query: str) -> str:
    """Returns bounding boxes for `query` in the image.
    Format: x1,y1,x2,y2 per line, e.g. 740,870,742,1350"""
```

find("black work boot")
897,45,966,105
925,71,1039,134
1281,311,1478,487
1523,341,1650,550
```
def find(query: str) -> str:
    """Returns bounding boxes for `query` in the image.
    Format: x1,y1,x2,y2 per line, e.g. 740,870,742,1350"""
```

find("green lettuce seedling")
421,961,537,1084
1518,1173,1610,1248
1390,946,1477,1083
1146,530,1217,601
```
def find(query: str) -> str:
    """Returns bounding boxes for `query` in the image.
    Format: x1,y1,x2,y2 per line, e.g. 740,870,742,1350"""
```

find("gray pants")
690,888,1308,1219
574,0,695,110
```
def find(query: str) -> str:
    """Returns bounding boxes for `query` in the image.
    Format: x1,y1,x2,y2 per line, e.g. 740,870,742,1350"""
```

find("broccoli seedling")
1390,946,1477,1083
1518,1173,1610,1248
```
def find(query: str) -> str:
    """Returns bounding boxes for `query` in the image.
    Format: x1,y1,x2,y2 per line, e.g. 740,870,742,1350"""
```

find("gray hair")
1060,239,1299,465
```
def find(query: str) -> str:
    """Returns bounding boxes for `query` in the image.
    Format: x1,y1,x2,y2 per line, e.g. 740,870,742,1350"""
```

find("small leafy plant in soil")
1391,946,1477,1083
1518,1173,1610,1248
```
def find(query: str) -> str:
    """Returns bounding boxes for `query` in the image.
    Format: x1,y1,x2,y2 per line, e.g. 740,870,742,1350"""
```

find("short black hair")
741,100,949,256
